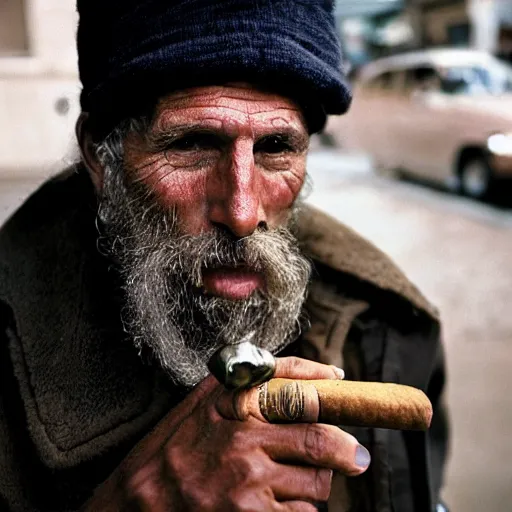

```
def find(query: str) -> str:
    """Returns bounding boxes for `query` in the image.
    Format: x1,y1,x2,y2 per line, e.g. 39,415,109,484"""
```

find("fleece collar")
0,169,175,469
297,205,438,321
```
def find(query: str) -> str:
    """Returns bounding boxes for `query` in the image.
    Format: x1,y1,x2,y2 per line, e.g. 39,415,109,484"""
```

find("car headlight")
487,133,512,156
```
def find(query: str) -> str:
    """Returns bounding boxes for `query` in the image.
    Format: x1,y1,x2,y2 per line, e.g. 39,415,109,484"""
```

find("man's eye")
255,136,292,154
167,133,220,151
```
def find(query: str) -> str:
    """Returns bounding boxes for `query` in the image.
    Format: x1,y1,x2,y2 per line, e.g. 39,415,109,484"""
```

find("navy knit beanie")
77,0,351,137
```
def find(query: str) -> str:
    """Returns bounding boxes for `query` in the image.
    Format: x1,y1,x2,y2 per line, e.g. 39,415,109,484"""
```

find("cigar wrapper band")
242,379,433,431
259,380,320,423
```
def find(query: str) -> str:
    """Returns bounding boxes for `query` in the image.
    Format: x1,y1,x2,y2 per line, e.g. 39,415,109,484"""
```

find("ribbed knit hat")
77,0,351,136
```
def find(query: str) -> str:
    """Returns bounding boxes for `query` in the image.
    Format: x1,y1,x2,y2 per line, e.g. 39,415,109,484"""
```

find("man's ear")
76,112,104,193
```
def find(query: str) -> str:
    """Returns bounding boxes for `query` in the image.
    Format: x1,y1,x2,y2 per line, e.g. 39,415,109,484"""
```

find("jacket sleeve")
426,340,450,510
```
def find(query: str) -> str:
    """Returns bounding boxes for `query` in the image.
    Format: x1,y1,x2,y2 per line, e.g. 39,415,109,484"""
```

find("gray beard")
97,164,311,388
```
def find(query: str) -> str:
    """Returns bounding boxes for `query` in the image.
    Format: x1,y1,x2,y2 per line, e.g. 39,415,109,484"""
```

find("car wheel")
459,155,493,199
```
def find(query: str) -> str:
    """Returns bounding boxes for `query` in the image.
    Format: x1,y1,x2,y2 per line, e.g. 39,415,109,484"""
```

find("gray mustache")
167,228,280,276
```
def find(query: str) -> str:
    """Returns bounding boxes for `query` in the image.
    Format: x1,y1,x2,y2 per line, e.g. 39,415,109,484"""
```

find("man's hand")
82,358,371,512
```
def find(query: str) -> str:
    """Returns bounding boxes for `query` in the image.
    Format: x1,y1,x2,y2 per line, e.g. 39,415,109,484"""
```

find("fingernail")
332,366,345,380
355,445,371,469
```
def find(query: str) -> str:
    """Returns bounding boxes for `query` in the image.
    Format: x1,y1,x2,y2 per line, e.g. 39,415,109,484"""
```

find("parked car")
328,49,512,199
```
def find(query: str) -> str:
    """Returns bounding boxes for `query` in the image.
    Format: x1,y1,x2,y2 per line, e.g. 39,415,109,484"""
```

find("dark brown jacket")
0,167,448,512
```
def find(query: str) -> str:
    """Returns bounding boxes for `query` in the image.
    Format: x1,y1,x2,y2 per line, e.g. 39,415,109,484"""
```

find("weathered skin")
121,85,309,300
82,359,369,511
78,85,371,511
125,85,308,235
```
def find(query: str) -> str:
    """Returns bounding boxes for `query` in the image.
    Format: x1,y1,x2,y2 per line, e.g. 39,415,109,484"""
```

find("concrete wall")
0,0,80,174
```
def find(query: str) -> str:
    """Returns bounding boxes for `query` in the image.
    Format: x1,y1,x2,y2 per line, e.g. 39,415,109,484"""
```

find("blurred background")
1,0,512,510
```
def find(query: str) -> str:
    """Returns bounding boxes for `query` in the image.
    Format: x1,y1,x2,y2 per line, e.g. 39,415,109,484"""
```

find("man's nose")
208,139,265,237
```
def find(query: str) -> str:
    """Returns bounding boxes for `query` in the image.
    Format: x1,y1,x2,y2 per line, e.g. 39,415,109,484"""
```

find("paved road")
2,151,512,511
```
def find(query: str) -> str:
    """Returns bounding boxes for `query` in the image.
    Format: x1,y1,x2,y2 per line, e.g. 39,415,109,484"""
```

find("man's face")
95,85,312,387
124,85,309,298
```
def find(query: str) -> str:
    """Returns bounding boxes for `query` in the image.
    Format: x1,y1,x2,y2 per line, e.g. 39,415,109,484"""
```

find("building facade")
406,0,470,47
0,0,79,173
406,0,512,56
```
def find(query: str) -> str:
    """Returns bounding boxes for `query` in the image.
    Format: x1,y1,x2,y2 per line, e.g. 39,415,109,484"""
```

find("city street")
2,149,512,511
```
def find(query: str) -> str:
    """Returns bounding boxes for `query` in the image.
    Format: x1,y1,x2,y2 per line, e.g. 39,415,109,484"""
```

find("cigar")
233,378,433,431
209,341,432,431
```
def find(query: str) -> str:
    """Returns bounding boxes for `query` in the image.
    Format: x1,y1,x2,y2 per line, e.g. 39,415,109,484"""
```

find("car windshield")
439,60,512,95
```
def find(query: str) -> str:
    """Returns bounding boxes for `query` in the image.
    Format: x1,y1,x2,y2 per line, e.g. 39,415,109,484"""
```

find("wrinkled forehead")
151,83,309,135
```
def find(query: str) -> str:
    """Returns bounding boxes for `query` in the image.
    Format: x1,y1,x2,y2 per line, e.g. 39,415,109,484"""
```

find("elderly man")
0,1,448,511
